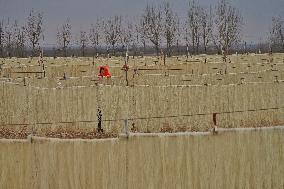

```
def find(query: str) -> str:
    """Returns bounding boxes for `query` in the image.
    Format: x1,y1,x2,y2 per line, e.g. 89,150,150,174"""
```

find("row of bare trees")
56,16,134,57
1,0,283,58
0,9,43,58
139,0,244,57
61,0,244,58
0,0,244,58
0,19,26,57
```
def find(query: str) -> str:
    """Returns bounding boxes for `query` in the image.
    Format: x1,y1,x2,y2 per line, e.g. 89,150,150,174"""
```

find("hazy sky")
1,0,284,45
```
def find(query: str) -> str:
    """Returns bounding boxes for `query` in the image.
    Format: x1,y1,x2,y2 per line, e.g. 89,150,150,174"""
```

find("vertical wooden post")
42,63,45,78
213,113,218,134
124,50,129,86
186,44,189,59
125,69,128,86
126,45,129,63
124,119,129,137
23,77,26,86
97,108,103,133
213,113,217,126
274,76,279,83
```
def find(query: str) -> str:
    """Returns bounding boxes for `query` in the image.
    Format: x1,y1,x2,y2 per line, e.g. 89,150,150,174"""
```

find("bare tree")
186,0,202,54
25,9,44,56
0,20,4,57
3,19,14,57
120,19,134,54
89,19,101,57
13,21,26,57
78,30,88,57
1,19,25,58
175,17,181,55
163,2,178,57
200,6,213,53
129,17,141,58
57,18,72,57
269,16,284,52
184,26,190,58
3,19,19,57
132,23,140,58
213,0,243,57
104,16,122,55
140,4,163,56
136,20,147,56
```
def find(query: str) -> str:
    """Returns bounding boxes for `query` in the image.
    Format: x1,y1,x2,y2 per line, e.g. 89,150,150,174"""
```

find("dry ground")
0,53,284,138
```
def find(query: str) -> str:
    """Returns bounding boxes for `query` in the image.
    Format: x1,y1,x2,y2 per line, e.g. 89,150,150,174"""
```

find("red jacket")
98,66,111,78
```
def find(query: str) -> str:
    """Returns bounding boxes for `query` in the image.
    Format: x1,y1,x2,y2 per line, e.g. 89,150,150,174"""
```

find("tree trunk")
192,36,195,54
196,36,200,54
203,36,207,53
112,44,115,56
155,44,159,57
32,43,35,57
82,45,85,57
176,40,179,56
143,42,146,57
63,40,67,57
166,43,169,57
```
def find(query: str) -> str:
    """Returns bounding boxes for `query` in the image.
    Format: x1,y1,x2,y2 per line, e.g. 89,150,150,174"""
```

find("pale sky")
1,0,284,46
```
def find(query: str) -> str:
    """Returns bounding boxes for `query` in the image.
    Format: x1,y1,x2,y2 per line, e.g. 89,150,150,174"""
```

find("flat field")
0,53,284,138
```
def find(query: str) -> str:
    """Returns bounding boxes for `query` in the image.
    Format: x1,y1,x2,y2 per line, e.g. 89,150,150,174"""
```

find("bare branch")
200,6,214,53
0,20,4,57
269,16,284,52
213,0,243,55
103,15,122,55
140,4,163,56
89,18,101,56
120,19,134,51
186,0,203,54
25,9,44,56
78,30,88,57
13,21,26,57
57,18,72,57
163,2,178,57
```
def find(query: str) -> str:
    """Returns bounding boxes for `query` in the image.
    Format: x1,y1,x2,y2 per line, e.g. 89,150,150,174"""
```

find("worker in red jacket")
98,66,111,78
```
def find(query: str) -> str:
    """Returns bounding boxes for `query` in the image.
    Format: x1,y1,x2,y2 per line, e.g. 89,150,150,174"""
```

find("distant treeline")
40,44,270,58
0,0,283,58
